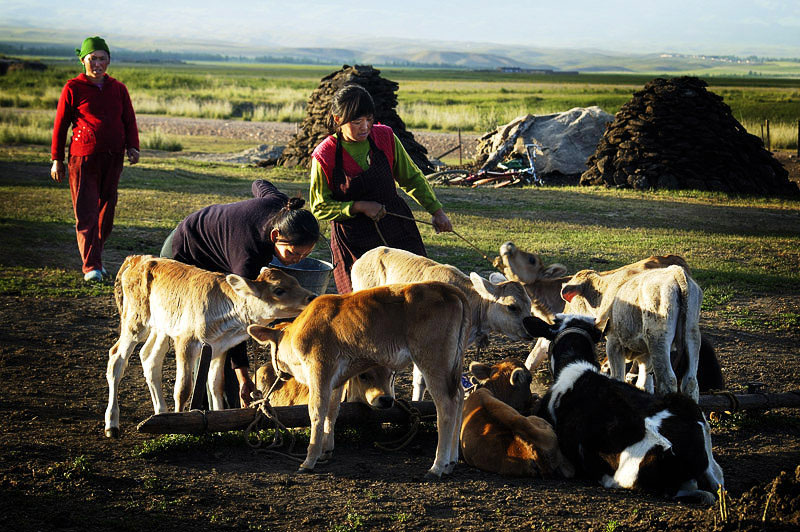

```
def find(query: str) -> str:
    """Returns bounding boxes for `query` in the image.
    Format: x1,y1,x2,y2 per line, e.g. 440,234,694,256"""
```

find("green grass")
0,142,797,336
1,62,798,134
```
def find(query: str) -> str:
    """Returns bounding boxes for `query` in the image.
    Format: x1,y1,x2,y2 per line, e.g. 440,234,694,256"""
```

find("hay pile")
279,65,433,173
580,76,798,196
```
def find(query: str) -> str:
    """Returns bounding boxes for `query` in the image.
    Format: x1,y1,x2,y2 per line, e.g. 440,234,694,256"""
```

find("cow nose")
306,294,316,303
374,395,394,409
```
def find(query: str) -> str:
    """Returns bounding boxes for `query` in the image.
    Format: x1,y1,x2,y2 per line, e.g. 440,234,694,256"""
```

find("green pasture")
0,143,798,333
0,61,798,146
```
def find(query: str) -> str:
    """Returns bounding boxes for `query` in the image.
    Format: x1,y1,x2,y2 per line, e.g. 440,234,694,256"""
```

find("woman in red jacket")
50,36,139,282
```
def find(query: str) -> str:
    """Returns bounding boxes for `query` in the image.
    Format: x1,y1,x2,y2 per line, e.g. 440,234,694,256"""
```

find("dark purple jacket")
172,180,287,279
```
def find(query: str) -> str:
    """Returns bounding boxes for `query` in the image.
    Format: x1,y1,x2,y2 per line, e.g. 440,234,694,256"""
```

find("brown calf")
248,282,470,478
460,359,572,477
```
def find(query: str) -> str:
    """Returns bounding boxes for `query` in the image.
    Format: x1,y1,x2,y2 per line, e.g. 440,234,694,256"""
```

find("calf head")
469,358,533,414
469,272,535,341
524,314,603,381
228,268,316,322
495,241,568,283
344,366,396,409
247,324,290,373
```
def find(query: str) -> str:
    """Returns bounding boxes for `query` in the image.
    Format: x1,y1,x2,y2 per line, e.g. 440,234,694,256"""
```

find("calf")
529,314,724,503
460,359,572,478
562,265,703,400
247,282,470,478
256,360,395,409
351,246,536,400
105,255,315,437
494,243,723,394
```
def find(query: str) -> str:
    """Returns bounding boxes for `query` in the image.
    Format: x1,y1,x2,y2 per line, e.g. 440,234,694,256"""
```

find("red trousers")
68,152,124,273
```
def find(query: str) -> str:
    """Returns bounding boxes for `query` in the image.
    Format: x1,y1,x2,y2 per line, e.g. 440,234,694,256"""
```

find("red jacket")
51,73,139,161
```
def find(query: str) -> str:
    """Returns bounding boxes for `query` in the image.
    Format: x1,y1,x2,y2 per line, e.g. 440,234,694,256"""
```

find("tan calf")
494,242,690,371
562,265,703,400
351,246,536,400
105,255,315,437
248,282,470,478
256,360,395,409
461,359,572,477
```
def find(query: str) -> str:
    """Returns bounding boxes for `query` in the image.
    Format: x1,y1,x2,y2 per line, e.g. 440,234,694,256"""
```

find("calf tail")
449,289,471,398
673,267,691,364
114,255,138,317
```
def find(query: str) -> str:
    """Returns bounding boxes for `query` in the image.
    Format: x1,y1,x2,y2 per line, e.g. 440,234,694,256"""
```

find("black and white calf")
527,314,725,504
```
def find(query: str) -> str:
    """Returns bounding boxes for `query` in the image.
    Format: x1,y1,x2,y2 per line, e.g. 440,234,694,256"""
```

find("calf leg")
139,331,171,414
605,336,628,383
422,370,462,478
680,326,701,402
173,337,201,412
648,337,678,396
524,338,550,371
207,351,227,410
105,327,147,437
411,364,427,401
300,381,334,472
321,385,344,460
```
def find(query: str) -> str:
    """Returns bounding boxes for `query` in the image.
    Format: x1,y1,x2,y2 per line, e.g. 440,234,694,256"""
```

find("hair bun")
287,197,305,210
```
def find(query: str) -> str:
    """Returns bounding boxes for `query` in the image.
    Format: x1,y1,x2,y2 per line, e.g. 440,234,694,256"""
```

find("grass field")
1,143,797,332
0,61,798,147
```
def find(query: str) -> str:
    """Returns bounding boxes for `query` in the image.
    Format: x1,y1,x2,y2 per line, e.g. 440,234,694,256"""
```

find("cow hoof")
423,471,442,481
105,427,120,438
296,466,315,474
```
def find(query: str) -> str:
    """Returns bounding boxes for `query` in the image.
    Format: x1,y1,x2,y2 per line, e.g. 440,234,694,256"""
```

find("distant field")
0,61,797,148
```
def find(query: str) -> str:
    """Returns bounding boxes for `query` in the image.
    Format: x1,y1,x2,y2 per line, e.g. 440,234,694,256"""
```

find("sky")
1,0,799,56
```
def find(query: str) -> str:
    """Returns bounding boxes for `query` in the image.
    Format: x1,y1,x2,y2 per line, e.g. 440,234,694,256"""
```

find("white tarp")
478,107,613,175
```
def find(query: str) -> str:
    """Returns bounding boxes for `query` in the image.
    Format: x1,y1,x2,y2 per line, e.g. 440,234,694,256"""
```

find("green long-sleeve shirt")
309,134,442,221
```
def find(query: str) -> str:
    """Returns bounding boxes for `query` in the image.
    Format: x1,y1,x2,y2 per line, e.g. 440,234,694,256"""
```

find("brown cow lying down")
460,359,573,478
492,242,724,394
351,246,536,401
248,281,470,478
255,353,395,409
105,255,315,438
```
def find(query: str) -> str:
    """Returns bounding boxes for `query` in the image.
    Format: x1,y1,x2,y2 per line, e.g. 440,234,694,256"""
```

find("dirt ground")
2,120,799,531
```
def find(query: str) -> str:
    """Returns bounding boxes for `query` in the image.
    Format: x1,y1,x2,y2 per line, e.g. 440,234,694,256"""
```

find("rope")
373,399,430,452
375,211,500,272
709,389,741,413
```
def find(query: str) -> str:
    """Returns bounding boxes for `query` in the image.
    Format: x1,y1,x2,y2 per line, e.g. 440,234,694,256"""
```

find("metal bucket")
268,257,334,295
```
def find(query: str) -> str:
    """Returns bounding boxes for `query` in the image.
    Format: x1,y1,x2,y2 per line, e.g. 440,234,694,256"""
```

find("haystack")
279,65,433,173
580,76,798,196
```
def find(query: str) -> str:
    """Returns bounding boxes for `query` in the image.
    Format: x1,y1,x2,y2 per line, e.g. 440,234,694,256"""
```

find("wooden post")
137,400,439,435
796,119,799,157
458,128,462,166
766,119,771,151
761,122,765,145
135,392,800,436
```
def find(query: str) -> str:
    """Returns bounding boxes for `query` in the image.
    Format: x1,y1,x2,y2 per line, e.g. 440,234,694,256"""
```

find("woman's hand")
352,200,386,221
234,367,256,408
431,209,453,233
126,148,140,165
50,160,65,182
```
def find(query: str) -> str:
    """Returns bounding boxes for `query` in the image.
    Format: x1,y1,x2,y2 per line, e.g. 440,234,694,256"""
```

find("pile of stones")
580,76,798,196
279,65,433,173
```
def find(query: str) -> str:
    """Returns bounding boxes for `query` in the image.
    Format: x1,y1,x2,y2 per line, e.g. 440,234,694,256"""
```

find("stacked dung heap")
580,76,798,196
279,65,433,173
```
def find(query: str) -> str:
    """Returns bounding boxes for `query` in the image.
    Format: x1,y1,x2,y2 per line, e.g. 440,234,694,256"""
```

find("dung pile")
279,65,433,173
580,76,798,196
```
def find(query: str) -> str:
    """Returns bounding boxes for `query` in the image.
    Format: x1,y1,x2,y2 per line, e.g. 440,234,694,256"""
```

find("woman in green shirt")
309,85,452,293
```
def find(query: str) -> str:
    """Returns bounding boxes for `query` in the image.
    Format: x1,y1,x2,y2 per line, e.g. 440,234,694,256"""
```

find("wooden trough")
137,391,800,436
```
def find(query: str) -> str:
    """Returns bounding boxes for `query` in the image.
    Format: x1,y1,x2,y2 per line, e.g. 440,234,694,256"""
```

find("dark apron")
329,133,426,293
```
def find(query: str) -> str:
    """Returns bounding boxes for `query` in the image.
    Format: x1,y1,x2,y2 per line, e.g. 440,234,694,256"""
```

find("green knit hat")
76,36,110,60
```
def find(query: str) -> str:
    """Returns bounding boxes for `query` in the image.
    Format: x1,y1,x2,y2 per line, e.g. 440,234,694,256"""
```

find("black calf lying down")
527,314,725,504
